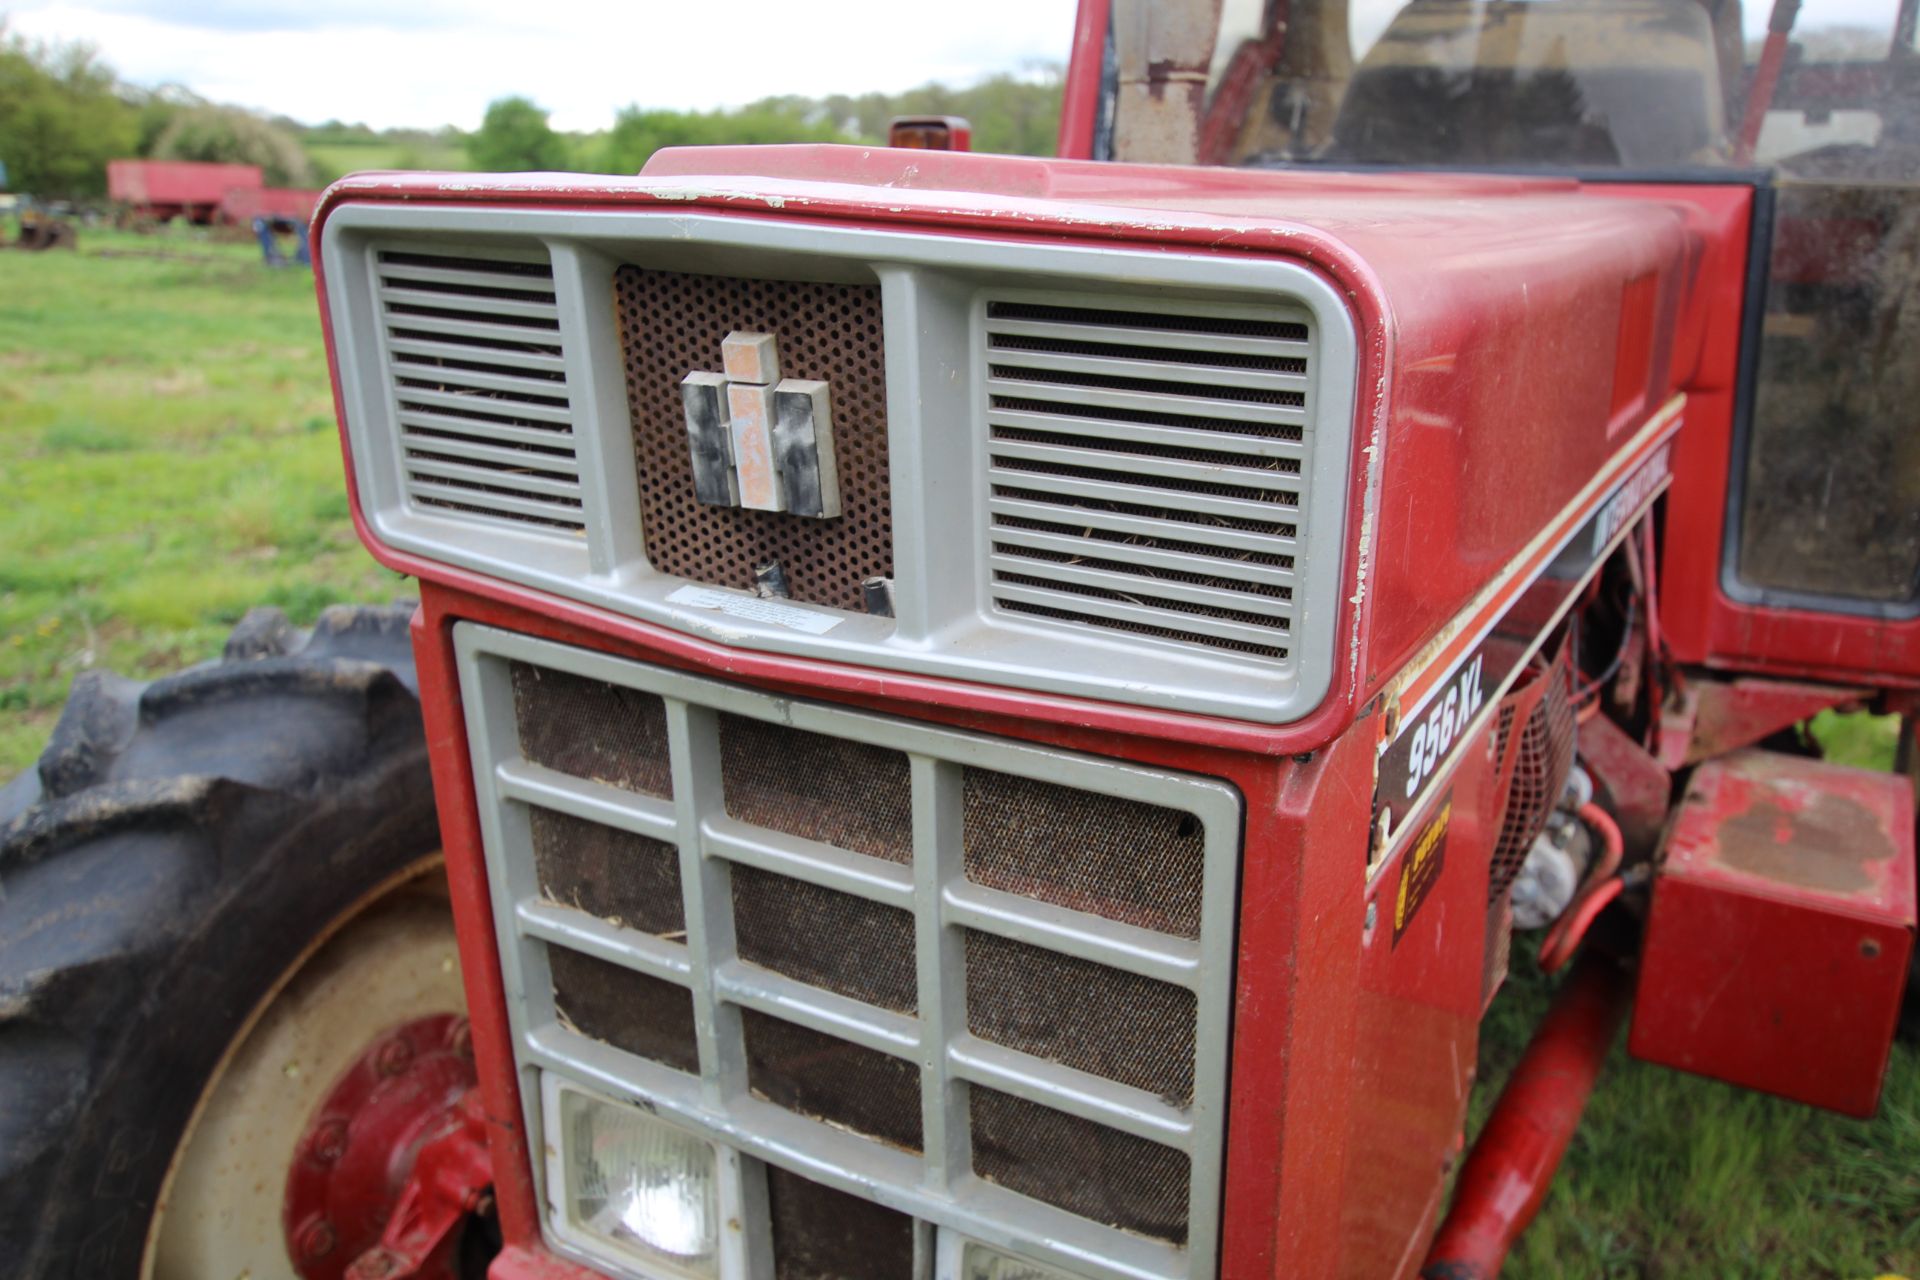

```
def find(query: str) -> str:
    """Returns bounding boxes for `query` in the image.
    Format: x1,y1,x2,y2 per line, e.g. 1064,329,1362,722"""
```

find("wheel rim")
142,858,467,1280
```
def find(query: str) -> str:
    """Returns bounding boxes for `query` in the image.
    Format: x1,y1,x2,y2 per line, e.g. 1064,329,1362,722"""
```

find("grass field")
0,233,1915,1275
0,228,400,771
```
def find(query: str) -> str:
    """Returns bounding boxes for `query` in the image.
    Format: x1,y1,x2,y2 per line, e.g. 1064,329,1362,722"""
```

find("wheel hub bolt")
297,1218,336,1260
375,1036,414,1077
309,1117,349,1164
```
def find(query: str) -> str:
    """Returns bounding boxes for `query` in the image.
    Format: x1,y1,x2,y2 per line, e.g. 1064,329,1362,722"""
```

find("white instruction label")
666,584,842,635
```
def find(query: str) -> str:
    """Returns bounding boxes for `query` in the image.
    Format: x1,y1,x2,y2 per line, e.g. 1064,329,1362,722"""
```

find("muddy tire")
0,604,447,1279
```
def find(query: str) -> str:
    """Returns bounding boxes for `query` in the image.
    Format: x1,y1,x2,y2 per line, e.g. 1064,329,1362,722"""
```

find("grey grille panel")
374,247,584,532
983,296,1312,662
457,624,1241,1280
329,210,1362,724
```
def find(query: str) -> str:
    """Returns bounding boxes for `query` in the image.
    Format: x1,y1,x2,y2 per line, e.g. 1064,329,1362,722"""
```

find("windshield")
1110,0,1920,177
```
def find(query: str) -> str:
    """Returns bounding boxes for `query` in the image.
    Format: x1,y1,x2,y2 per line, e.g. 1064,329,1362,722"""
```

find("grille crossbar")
457,623,1241,1280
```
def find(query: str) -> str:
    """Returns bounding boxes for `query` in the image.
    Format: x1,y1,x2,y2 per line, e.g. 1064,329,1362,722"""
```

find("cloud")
5,0,1078,130
28,0,471,33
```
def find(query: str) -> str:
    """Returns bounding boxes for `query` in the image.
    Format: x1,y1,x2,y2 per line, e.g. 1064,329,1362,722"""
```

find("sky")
3,0,1082,131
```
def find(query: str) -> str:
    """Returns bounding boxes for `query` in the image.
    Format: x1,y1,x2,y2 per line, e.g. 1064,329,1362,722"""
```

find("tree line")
0,22,1061,203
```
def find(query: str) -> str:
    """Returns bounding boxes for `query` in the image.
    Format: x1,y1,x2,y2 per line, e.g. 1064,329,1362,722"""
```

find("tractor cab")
1095,0,1920,623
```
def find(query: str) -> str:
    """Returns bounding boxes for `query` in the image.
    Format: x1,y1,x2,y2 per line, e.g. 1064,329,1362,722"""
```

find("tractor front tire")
0,604,458,1279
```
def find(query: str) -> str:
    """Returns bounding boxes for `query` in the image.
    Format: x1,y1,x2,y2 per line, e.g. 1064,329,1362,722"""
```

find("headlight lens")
558,1088,719,1277
961,1240,1081,1280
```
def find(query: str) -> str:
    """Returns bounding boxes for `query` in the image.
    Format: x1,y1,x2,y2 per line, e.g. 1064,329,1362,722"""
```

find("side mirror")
886,116,973,151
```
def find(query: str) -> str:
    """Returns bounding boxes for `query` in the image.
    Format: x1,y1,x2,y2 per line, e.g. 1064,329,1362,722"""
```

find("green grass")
0,227,1914,1277
0,227,403,780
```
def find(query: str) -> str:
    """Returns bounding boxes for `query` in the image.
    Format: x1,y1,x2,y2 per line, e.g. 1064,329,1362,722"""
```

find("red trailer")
106,159,263,225
221,185,323,226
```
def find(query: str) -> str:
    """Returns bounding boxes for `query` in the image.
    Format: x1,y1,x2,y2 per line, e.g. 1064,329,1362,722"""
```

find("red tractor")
4,0,1917,1276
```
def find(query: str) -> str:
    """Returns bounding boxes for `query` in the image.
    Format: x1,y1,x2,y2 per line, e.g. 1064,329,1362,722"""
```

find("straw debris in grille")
548,946,699,1073
531,806,684,937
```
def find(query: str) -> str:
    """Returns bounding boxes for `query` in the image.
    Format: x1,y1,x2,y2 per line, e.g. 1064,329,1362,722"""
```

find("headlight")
959,1240,1082,1280
555,1085,720,1277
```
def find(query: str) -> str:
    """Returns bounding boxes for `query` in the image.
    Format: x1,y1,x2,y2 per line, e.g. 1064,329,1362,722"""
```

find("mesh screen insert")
766,1164,917,1280
718,713,913,862
969,1086,1190,1244
548,946,699,1073
963,768,1206,938
510,662,672,798
1489,646,1576,902
615,267,890,611
742,1010,923,1153
732,863,918,1013
530,806,684,937
965,931,1196,1105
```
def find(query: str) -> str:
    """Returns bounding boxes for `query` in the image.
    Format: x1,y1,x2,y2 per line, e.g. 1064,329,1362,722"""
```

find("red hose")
1540,878,1626,975
1421,953,1634,1278
1538,803,1627,974
1574,802,1623,881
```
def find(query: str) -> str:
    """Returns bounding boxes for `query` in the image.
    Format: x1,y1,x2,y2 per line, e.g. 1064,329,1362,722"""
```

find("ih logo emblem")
679,332,841,519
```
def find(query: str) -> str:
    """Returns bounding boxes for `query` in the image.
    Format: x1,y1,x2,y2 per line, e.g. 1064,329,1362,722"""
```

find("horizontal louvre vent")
376,248,584,533
983,298,1311,661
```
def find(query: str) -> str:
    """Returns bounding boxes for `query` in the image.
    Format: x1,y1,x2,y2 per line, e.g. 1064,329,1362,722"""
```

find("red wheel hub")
283,1013,491,1280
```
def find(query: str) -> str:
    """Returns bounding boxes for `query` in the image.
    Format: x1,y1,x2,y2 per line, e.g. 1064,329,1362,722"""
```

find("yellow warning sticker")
1393,794,1451,946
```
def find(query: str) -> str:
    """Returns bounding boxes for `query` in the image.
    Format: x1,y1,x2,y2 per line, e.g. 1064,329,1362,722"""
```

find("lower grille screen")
720,713,913,862
461,625,1239,1280
963,767,1207,938
530,806,683,937
547,946,699,1074
511,661,673,798
732,863,918,1013
743,1009,925,1153
767,1164,917,1280
965,930,1197,1105
970,1086,1192,1245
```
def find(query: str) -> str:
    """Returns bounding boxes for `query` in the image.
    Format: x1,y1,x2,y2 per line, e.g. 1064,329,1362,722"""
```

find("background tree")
150,103,315,186
467,96,567,171
598,102,845,173
0,25,139,198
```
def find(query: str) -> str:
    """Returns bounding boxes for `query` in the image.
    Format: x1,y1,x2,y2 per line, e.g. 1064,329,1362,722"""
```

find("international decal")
678,331,842,519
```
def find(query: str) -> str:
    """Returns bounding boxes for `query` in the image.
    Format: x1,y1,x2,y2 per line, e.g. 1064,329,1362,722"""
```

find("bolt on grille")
982,296,1314,661
372,247,584,533
457,624,1241,1280
615,267,891,611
